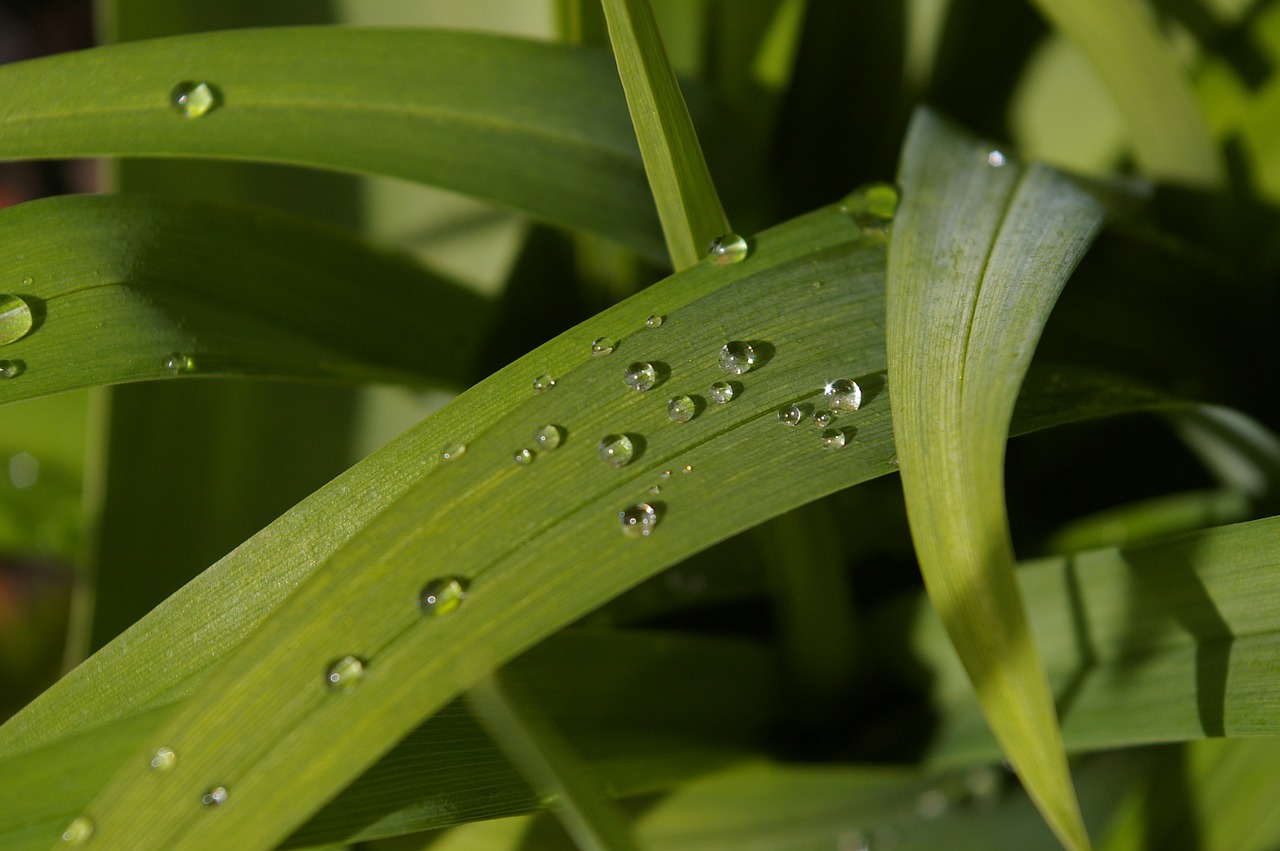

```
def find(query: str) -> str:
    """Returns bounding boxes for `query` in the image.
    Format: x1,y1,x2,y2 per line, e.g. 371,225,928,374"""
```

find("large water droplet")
598,434,634,467
533,424,562,451
821,429,847,450
532,373,556,394
201,786,229,807
162,352,192,375
645,313,664,329
667,395,696,423
0,294,34,346
707,233,748,265
441,442,466,461
60,816,95,845
623,362,657,392
419,576,467,616
778,404,802,426
325,655,366,693
591,337,614,357
708,381,735,404
170,81,221,118
513,448,535,466
619,502,659,537
718,341,756,374
0,359,24,380
149,746,177,772
824,378,862,413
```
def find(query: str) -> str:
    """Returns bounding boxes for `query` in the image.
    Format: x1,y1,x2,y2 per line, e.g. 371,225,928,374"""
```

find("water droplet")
149,746,177,772
667,395,696,423
986,149,1007,168
532,373,556,394
778,404,802,426
60,816,95,845
419,576,467,617
682,464,693,474
648,484,661,496
325,655,366,693
201,786,229,807
162,352,192,375
533,424,562,451
708,381,735,404
659,470,672,480
513,448,535,466
718,341,756,374
839,182,900,235
441,442,466,461
21,276,32,287
813,410,832,427
170,81,221,118
598,434,634,467
824,378,862,413
619,502,659,537
917,788,949,819
821,429,847,450
707,233,749,265
623,361,657,392
645,313,664,329
0,294,34,346
591,337,615,356
0,360,23,380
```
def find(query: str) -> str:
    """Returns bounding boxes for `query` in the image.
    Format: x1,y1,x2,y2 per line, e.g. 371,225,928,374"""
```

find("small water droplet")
813,410,832,427
708,381,735,404
441,442,466,461
419,576,467,616
917,788,949,819
60,816,95,845
162,352,192,375
201,786,229,807
623,361,657,392
513,448,535,466
598,434,634,467
533,424,562,451
532,373,556,394
591,337,615,356
648,484,661,496
839,182,900,235
0,359,23,380
21,276,33,287
645,313,664,329
682,464,692,474
149,746,177,772
170,81,221,118
821,429,847,450
718,341,756,374
824,378,862,413
667,395,696,423
707,233,749,265
325,655,366,693
986,149,1007,168
619,502,659,537
778,404,802,426
659,470,672,480
0,294,34,346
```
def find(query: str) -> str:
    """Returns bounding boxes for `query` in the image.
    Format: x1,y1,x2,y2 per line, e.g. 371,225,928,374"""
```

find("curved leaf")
887,108,1105,851
0,194,489,403
0,28,664,258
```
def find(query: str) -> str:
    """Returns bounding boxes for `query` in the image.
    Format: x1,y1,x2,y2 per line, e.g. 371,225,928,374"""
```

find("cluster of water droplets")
774,376,865,450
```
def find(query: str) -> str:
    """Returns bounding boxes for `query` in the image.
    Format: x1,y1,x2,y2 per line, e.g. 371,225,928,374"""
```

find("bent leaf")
887,108,1105,850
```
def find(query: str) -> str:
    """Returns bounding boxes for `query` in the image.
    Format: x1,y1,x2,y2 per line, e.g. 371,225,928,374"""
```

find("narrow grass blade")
601,0,731,269
887,109,1105,850
1027,0,1224,186
0,194,489,405
0,28,663,257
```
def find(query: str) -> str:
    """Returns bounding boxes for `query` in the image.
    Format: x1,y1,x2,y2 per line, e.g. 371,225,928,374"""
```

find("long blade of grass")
0,28,663,258
1026,0,1225,186
887,108,1105,850
0,194,489,405
600,0,731,269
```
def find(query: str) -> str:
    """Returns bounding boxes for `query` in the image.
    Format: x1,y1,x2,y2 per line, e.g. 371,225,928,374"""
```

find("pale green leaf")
887,108,1106,850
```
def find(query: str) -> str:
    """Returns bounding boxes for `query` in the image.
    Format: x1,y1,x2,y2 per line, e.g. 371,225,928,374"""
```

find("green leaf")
601,0,732,269
1026,0,1224,186
887,108,1106,850
0,28,664,258
0,194,490,404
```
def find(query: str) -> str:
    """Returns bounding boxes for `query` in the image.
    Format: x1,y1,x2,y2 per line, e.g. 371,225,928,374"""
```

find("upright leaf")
887,108,1105,850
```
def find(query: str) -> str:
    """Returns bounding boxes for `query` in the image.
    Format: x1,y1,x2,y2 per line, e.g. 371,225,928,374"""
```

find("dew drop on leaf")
718,341,756,374
645,313,664,329
419,577,467,617
325,655,366,693
821,429,847,450
778,404,802,426
597,434,634,467
162,352,192,375
666,395,696,423
619,502,659,537
623,361,657,392
149,746,177,772
824,378,862,413
533,424,562,451
201,786,229,807
170,81,221,118
532,373,556,394
839,182,899,236
707,233,748,265
59,816,94,845
708,381,735,404
513,448,535,466
0,359,24,380
591,337,615,356
441,442,466,461
813,410,832,427
0,294,34,346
